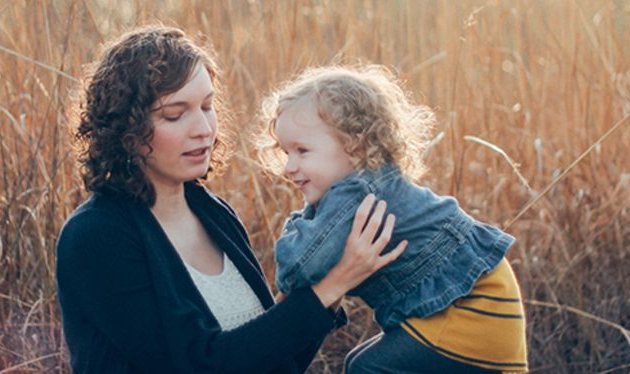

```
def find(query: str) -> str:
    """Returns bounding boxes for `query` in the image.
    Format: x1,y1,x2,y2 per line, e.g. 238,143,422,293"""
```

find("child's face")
275,98,355,205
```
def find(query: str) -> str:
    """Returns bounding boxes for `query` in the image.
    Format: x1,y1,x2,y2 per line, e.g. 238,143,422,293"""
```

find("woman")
56,26,406,373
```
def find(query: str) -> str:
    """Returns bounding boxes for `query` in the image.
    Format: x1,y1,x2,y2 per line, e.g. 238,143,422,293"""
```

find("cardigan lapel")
123,183,275,314
184,183,276,309
125,197,220,325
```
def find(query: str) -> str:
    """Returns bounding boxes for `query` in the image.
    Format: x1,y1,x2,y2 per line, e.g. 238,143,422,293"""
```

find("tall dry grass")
0,1,629,373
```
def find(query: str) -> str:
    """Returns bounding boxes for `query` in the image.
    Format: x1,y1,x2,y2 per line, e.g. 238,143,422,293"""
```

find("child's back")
275,163,513,329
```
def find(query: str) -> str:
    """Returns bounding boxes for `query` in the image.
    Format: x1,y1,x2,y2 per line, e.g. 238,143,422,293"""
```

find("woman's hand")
312,194,408,307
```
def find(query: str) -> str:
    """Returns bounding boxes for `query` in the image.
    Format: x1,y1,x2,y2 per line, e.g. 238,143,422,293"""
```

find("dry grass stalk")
0,1,629,373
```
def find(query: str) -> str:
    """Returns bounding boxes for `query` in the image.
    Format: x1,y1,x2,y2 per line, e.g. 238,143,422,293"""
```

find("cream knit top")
184,253,265,331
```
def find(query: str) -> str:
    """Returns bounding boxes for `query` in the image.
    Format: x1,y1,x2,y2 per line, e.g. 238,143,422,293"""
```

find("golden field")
0,1,629,372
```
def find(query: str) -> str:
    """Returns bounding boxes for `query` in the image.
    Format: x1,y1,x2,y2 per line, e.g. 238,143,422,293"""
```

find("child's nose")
284,155,298,175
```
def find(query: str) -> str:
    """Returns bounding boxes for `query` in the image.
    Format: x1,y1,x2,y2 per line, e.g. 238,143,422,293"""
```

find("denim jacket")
275,164,515,329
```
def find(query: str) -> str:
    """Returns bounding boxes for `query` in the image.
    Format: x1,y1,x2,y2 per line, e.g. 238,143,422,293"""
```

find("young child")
259,65,528,373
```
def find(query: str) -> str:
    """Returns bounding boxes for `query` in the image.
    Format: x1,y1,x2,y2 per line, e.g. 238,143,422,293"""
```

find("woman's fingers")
372,213,395,249
313,197,408,306
351,194,377,235
377,240,408,268
368,213,405,271
360,200,387,245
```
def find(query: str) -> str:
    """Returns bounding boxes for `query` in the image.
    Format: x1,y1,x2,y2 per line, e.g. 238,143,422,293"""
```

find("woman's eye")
297,147,308,154
163,113,183,121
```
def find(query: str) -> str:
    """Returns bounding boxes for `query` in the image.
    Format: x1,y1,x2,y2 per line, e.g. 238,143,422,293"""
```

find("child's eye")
297,147,308,154
202,102,214,112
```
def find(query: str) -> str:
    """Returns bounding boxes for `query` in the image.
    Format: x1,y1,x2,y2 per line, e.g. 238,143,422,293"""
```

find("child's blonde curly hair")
259,65,435,180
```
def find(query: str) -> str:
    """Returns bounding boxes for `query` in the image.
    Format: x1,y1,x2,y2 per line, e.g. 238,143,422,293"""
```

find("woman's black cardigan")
56,182,344,373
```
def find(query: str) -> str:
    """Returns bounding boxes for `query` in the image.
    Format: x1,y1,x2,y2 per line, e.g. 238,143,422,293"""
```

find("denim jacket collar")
304,163,402,217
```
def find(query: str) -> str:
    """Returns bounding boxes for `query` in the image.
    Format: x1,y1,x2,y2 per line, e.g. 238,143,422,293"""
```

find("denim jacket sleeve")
275,178,371,294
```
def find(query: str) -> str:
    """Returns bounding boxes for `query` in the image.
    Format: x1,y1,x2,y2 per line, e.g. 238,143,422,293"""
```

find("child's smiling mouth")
293,179,310,189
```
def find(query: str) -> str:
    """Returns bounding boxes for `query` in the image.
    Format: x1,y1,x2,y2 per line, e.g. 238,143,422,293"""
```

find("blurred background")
0,0,629,372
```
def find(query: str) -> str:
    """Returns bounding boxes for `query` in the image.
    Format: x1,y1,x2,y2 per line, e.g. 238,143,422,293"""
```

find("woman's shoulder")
63,192,132,228
58,192,143,252
56,193,149,287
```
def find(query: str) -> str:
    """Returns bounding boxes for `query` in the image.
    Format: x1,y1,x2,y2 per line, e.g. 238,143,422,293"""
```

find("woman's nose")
192,108,216,138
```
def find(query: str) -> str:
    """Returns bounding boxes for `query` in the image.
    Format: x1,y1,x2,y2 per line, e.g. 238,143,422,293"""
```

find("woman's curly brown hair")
75,25,230,206
259,65,435,180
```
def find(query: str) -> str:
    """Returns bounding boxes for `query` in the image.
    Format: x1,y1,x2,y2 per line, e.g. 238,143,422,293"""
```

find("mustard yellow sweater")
402,258,528,372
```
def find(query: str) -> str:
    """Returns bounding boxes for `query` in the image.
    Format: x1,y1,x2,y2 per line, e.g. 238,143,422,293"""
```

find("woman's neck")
151,182,188,222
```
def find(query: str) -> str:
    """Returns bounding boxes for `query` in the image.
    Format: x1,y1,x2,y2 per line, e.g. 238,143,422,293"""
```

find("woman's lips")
183,147,208,156
182,147,209,161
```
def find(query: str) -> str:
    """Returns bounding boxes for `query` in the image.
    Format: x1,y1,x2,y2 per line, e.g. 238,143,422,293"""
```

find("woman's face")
145,63,217,191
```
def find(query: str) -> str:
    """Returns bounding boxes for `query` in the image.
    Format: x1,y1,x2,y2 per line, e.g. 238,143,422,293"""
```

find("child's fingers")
351,194,377,235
